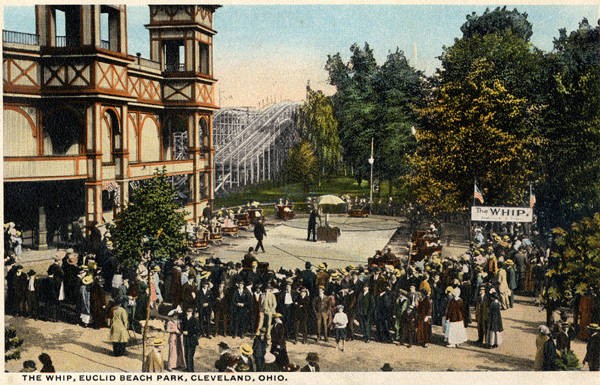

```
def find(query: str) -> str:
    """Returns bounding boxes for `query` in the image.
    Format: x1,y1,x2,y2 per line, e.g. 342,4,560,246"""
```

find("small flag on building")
474,183,484,204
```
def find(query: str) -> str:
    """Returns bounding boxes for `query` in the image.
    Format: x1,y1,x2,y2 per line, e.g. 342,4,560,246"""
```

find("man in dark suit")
356,285,374,342
231,280,252,338
278,283,297,340
181,307,200,372
270,313,289,369
196,279,213,337
295,288,311,343
253,219,267,253
307,208,320,242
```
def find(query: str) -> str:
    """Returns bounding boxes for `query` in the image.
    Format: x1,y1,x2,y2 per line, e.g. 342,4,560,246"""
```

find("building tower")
3,5,218,249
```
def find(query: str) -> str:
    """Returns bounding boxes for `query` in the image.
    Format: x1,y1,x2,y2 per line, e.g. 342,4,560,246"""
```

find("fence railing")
3,30,39,45
164,63,186,72
55,35,82,47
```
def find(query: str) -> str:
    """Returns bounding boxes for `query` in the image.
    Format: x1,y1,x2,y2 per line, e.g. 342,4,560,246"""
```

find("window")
199,42,210,75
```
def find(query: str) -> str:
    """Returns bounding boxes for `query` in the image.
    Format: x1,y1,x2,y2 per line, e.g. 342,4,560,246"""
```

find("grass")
214,176,394,208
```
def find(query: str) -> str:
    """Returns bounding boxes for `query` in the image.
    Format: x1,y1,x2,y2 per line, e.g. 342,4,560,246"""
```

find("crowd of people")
4,216,600,372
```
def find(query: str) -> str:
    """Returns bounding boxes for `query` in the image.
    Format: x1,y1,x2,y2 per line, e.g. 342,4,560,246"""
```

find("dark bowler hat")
381,363,393,371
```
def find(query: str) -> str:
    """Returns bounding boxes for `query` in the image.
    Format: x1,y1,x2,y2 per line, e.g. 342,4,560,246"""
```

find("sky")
3,4,600,107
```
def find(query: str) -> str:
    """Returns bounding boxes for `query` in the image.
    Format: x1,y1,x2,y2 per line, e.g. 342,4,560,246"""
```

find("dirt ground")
4,295,589,372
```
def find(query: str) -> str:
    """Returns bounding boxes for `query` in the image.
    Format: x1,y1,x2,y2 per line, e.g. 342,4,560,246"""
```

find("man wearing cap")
475,286,490,345
583,323,600,371
197,278,213,338
14,265,28,316
356,284,374,342
181,306,201,372
253,218,267,253
294,287,311,343
231,280,252,338
375,285,393,343
505,259,517,308
256,284,277,339
213,282,230,337
236,344,255,372
307,207,320,242
312,286,332,342
300,262,317,299
278,283,298,340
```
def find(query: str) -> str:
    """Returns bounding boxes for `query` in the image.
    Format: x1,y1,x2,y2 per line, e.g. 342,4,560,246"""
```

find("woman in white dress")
445,287,468,347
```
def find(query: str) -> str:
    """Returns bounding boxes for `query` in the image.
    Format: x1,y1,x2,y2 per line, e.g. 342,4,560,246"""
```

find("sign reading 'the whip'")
471,206,533,223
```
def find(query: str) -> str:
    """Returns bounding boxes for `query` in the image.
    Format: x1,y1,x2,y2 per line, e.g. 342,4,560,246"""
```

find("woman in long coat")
165,310,186,370
416,290,432,346
496,266,511,310
91,276,108,328
486,292,503,348
109,301,129,356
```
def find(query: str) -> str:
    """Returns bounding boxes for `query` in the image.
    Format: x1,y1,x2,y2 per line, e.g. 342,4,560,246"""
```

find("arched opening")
163,114,188,161
102,109,120,164
199,117,209,149
43,107,83,155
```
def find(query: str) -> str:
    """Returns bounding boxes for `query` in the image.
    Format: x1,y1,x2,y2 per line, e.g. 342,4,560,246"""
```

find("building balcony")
3,30,39,46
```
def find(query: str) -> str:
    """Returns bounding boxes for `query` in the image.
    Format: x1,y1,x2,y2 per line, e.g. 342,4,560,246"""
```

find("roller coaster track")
213,102,300,194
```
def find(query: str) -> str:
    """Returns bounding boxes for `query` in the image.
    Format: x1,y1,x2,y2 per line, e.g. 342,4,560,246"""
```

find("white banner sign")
471,206,533,223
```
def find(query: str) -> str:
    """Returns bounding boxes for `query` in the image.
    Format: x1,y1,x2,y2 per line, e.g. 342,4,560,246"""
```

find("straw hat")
317,263,326,270
264,352,276,364
274,313,283,319
82,275,93,285
153,266,161,272
587,323,600,331
200,270,211,280
240,344,253,356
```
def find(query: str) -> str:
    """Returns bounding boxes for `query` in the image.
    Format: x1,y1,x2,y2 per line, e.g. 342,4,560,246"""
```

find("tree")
326,44,424,191
544,213,600,322
372,49,425,195
460,6,533,41
296,86,341,183
326,43,378,186
537,19,600,230
408,7,545,214
107,167,187,369
5,326,23,362
284,140,318,194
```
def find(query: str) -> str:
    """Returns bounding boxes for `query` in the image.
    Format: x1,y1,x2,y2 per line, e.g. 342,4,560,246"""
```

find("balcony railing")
3,30,39,45
137,57,161,70
55,35,80,47
165,63,186,72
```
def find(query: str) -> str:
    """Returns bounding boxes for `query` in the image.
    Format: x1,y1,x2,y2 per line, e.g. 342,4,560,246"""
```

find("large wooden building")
3,5,219,249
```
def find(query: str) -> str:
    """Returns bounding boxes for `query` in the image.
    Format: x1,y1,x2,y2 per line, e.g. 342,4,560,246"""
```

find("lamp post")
368,138,374,205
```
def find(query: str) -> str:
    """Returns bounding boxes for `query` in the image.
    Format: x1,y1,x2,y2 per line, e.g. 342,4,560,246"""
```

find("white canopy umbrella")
317,194,345,205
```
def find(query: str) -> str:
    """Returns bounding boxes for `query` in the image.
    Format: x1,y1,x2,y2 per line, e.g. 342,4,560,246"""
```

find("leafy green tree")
537,19,600,230
296,86,341,183
284,140,318,195
408,7,545,214
544,213,600,325
108,167,187,369
373,49,425,195
326,43,378,187
326,44,423,191
408,59,540,214
460,6,533,41
5,326,23,362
